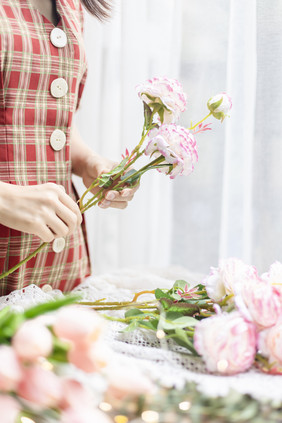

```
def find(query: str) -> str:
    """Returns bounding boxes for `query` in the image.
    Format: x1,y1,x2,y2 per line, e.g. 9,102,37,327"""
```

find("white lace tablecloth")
1,266,282,402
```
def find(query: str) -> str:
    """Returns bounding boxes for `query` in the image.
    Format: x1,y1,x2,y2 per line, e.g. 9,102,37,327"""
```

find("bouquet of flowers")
0,77,232,279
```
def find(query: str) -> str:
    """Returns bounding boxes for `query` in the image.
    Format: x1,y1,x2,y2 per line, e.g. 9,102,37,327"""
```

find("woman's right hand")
0,182,82,242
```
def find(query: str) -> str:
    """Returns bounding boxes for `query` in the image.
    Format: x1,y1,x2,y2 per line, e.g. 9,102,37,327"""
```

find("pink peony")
204,258,257,302
0,395,21,423
235,277,282,329
136,77,187,124
145,124,198,179
258,320,282,374
0,346,22,392
207,92,232,122
17,364,63,410
261,261,282,299
12,320,53,362
53,306,106,346
68,341,112,373
194,312,257,375
61,407,112,423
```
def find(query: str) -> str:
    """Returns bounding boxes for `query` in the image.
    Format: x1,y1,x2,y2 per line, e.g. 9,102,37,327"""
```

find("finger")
36,225,56,243
99,200,128,210
58,192,82,225
55,203,80,234
46,213,70,238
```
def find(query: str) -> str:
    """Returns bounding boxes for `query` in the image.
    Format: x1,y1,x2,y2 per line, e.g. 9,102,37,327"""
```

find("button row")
50,28,68,253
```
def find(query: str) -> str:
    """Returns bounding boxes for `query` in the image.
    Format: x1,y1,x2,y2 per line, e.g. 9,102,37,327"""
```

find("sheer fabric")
76,0,282,275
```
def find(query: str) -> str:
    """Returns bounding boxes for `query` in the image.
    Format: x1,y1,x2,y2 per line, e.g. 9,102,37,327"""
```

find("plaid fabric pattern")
0,0,91,295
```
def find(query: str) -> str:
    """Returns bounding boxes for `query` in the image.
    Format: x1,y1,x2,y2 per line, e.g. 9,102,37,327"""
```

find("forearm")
70,125,100,177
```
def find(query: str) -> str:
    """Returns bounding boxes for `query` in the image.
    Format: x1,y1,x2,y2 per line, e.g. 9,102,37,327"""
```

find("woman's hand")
82,154,139,209
0,182,82,242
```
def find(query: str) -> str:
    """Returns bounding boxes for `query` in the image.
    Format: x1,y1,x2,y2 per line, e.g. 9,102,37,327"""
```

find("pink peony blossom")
207,92,232,122
0,395,21,423
136,76,187,124
12,320,53,362
68,341,112,373
204,258,257,302
194,311,257,375
53,306,106,346
0,346,22,392
235,276,282,329
145,124,198,179
17,364,63,410
258,320,282,374
261,261,282,299
61,407,112,423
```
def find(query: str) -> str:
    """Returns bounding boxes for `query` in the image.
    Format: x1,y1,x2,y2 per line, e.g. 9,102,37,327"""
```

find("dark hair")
80,0,111,20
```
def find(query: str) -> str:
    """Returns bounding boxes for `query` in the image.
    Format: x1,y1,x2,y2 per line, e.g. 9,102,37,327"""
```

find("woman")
0,0,137,295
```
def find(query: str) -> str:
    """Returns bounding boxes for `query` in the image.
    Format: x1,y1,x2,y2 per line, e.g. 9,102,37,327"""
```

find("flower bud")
207,93,232,121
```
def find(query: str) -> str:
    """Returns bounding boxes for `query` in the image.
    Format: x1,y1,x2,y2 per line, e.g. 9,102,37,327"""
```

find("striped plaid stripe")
0,0,90,295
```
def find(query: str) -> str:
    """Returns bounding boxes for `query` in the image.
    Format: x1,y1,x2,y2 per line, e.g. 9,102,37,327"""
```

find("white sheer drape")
76,0,282,276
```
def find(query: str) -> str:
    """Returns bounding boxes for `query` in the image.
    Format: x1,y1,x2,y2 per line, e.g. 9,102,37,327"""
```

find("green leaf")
0,313,25,338
144,102,153,129
122,320,140,333
125,308,145,318
173,328,198,355
160,316,197,330
120,169,140,186
140,319,159,331
24,295,80,319
98,157,128,188
155,288,172,300
207,97,223,112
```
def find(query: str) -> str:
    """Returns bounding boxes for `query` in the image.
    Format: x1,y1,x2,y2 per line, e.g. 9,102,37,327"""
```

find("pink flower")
258,320,282,374
204,258,257,302
176,284,201,300
105,364,155,402
136,77,187,124
12,320,53,362
53,306,106,346
145,124,198,179
68,341,112,373
17,365,63,410
194,312,256,375
0,395,20,423
235,277,282,329
261,261,282,299
0,346,22,392
61,407,112,423
207,92,232,122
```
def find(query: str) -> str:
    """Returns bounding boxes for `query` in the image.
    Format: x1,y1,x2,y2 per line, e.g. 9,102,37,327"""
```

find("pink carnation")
261,261,282,299
194,312,256,375
61,407,112,423
68,341,112,373
204,258,257,302
258,320,282,374
136,77,187,124
145,124,198,179
235,276,282,329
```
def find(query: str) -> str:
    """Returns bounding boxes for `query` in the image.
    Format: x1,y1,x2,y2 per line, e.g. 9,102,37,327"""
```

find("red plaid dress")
0,0,91,295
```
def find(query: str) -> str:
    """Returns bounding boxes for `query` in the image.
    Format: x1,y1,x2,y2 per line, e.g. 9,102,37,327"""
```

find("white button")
42,284,53,293
50,78,68,98
50,129,66,151
52,237,65,253
50,28,67,48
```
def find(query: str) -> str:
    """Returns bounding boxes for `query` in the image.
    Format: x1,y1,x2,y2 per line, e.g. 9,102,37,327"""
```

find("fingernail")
121,189,131,197
106,192,116,201
100,200,111,208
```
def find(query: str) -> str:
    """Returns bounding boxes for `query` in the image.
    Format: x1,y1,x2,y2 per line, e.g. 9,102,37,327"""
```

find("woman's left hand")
82,154,139,209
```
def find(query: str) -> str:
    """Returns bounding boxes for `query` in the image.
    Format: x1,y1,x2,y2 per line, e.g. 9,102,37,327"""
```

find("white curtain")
76,0,282,276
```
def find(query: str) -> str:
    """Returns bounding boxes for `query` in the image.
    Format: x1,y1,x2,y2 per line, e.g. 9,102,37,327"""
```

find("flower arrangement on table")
0,77,232,280
86,258,282,377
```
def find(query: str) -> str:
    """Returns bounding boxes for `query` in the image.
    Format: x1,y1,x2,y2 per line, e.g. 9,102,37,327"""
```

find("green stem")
190,112,212,130
90,304,158,311
0,242,48,280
